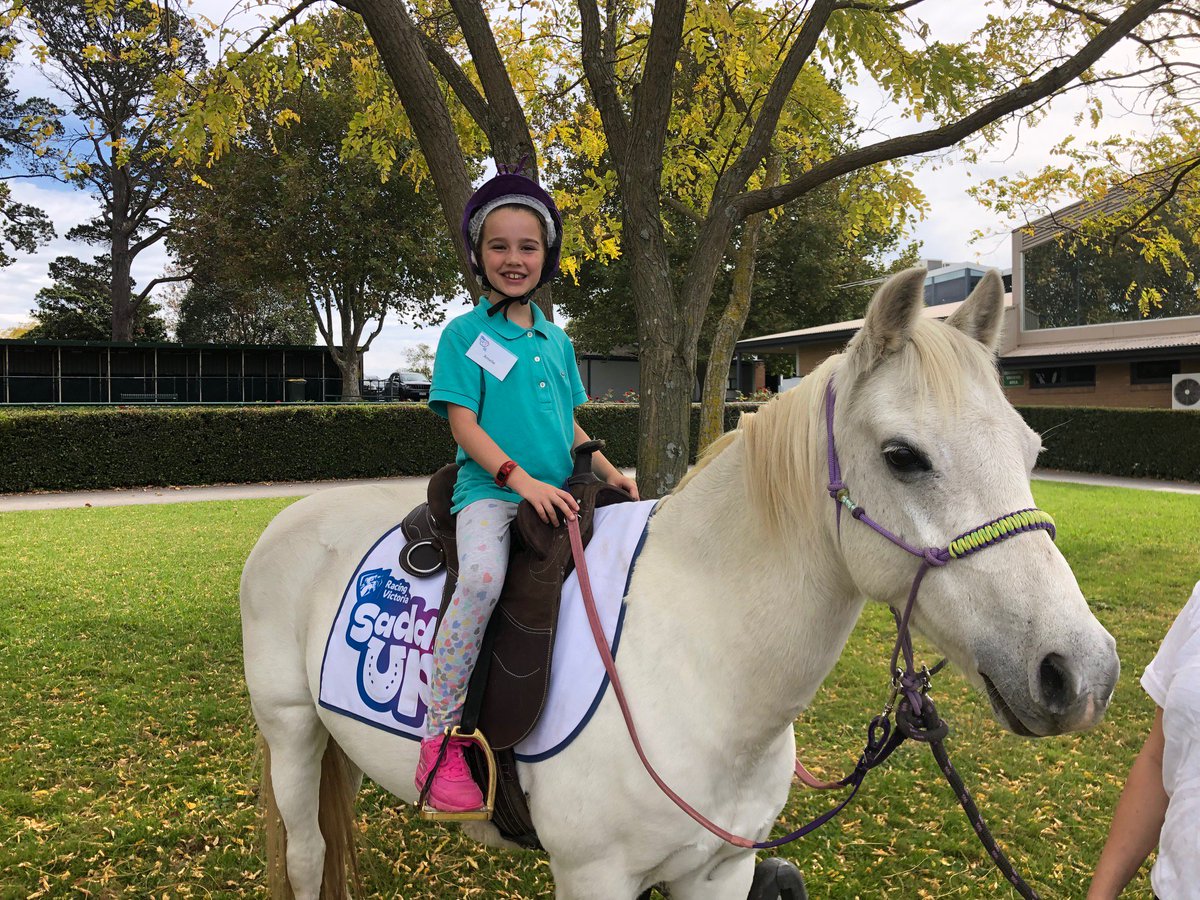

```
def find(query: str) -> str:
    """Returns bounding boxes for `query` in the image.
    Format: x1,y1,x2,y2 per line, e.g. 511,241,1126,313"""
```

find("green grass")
0,482,1195,898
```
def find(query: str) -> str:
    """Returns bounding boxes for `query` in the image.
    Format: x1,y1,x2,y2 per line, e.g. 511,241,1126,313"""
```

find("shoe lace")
441,741,473,779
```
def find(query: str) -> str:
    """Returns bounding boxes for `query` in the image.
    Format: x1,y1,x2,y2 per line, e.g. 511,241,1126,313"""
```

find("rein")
565,378,1053,895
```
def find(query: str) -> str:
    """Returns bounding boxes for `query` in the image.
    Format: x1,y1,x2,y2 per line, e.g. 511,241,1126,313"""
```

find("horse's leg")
550,858,644,900
664,852,757,900
258,704,338,900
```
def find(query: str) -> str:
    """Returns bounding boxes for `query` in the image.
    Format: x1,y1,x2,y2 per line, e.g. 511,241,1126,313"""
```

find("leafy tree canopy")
0,16,59,267
171,0,1200,494
174,266,315,346
15,0,207,339
25,255,167,341
169,10,461,397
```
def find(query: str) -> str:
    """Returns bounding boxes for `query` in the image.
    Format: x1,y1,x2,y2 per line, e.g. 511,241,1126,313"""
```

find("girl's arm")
573,422,639,500
447,403,578,525
1087,707,1169,899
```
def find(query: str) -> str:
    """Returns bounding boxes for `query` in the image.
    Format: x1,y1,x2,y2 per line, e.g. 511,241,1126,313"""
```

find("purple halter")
822,376,1054,899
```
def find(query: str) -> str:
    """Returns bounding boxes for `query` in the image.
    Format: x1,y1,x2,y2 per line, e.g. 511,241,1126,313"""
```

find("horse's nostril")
1038,653,1074,713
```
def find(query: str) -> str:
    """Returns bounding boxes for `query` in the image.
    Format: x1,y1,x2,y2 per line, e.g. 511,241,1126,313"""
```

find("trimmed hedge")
0,402,760,493
1017,405,1200,483
5,402,1191,494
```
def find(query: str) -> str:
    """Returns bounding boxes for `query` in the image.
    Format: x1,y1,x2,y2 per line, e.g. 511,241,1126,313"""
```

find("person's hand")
509,470,579,525
606,471,640,500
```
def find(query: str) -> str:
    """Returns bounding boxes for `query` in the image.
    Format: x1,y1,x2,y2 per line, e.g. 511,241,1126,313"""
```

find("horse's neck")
632,438,864,754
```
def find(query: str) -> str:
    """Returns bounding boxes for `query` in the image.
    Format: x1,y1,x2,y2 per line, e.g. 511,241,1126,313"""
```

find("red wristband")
495,460,519,487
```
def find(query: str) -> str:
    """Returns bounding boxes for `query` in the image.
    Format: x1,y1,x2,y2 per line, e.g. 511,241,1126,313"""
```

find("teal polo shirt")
429,298,589,514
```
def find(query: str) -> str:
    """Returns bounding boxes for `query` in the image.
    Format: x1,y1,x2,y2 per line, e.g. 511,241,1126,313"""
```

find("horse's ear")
946,269,1005,353
846,267,926,367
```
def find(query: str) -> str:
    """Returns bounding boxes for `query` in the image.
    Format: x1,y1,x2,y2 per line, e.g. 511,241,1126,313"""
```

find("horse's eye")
884,444,929,474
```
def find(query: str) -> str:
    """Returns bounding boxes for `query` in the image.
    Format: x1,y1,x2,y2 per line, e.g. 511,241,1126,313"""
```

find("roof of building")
999,330,1200,367
736,295,1015,353
0,338,333,352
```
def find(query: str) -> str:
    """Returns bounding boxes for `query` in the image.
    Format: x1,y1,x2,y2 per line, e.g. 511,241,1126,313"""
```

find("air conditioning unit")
1172,373,1200,410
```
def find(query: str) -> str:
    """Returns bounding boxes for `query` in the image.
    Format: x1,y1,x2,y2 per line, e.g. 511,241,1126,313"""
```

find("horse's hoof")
748,857,807,900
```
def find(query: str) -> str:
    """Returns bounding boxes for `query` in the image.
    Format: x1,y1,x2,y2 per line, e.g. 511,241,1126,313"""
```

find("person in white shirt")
1089,580,1200,899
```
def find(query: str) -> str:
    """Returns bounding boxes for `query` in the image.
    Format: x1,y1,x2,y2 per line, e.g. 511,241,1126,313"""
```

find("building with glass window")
736,202,1200,411
998,194,1200,408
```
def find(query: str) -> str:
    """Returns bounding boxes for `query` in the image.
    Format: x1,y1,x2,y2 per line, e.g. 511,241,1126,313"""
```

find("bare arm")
573,421,640,500
1088,707,1169,899
447,403,578,525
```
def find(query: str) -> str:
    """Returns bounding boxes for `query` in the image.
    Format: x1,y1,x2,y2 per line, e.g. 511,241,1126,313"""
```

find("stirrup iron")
419,727,498,822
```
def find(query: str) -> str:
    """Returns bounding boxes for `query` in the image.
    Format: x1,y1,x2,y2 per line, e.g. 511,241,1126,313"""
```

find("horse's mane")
674,318,999,542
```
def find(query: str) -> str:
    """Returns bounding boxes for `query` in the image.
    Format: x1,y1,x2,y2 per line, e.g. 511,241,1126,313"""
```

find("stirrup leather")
419,727,498,822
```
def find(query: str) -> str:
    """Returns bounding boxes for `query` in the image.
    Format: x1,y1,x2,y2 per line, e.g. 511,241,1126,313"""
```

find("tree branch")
664,194,703,224
448,0,536,167
130,224,171,256
834,0,925,11
416,28,490,129
239,0,322,60
360,305,388,351
713,0,836,210
1113,155,1200,245
133,272,191,306
627,0,688,183
578,0,631,169
734,0,1172,218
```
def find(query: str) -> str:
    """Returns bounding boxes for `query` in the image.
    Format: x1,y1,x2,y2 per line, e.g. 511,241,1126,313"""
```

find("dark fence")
0,340,344,404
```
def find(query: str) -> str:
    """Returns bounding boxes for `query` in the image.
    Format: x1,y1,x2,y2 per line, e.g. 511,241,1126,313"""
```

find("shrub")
1017,405,1200,483
0,402,760,493
9,401,1186,493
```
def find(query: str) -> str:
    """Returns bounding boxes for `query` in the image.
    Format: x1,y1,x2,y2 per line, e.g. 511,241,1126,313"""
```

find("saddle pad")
318,499,658,753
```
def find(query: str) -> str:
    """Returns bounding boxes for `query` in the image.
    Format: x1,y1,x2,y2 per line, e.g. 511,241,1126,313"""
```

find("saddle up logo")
345,568,437,728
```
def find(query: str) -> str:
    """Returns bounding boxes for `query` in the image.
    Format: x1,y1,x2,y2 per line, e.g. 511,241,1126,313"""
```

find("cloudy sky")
0,2,1154,377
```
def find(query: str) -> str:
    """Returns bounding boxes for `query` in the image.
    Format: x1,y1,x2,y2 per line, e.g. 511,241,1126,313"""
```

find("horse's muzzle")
979,634,1119,737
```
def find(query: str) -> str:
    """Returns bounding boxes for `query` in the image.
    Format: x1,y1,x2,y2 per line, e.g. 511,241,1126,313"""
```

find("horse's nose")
1036,653,1075,714
1034,644,1119,730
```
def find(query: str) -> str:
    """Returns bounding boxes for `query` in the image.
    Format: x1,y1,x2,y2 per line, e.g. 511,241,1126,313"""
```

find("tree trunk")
110,159,135,341
637,339,694,499
110,229,135,341
355,0,479,294
335,349,362,401
698,156,781,454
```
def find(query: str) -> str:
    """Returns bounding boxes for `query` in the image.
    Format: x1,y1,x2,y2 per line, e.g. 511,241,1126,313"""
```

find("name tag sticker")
466,332,518,381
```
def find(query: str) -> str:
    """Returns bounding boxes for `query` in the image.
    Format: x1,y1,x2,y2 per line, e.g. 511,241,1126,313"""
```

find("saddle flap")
479,479,637,750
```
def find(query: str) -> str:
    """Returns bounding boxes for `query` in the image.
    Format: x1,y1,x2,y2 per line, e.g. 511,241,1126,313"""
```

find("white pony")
241,268,1119,899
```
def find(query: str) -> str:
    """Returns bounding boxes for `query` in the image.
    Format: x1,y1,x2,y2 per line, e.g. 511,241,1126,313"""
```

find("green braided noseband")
946,509,1056,560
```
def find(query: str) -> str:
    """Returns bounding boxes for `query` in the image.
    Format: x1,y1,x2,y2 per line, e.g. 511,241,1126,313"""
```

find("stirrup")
419,726,498,822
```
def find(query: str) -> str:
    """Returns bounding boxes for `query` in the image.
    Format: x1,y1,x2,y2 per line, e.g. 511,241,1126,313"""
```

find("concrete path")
0,468,1196,513
0,476,433,513
1033,469,1200,496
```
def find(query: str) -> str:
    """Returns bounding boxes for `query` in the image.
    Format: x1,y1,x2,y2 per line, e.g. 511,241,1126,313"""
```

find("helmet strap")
486,291,534,319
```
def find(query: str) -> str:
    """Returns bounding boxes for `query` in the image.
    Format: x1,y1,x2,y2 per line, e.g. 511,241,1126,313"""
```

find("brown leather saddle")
398,440,635,844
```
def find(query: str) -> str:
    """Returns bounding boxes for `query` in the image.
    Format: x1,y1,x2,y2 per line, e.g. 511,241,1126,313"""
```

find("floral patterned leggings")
425,498,519,736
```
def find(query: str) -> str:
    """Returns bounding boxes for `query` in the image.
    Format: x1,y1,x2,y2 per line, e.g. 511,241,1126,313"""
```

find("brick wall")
1004,357,1200,408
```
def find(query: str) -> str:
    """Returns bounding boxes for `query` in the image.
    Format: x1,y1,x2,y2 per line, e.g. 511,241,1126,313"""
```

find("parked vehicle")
386,370,431,401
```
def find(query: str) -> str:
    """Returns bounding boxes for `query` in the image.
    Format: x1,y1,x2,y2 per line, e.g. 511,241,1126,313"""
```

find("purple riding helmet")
461,160,563,317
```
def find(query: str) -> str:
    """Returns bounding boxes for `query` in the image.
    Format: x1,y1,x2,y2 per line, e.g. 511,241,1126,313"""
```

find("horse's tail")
260,733,362,900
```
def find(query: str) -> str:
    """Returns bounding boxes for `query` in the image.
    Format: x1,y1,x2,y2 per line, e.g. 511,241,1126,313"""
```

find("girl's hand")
509,470,579,525
606,471,640,500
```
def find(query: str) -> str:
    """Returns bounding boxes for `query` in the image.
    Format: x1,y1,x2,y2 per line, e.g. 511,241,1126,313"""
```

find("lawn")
0,481,1195,898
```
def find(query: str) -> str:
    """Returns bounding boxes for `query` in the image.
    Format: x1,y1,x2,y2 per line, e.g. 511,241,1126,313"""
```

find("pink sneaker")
414,735,484,812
